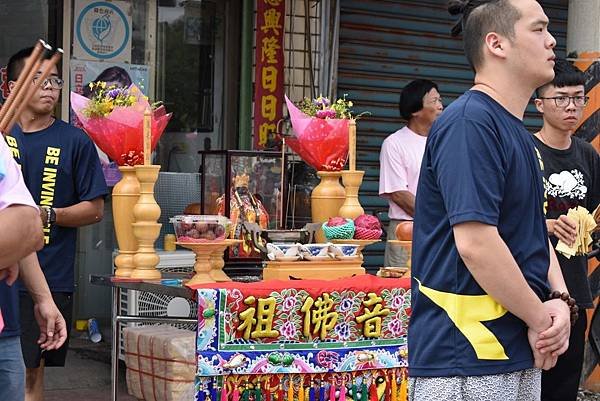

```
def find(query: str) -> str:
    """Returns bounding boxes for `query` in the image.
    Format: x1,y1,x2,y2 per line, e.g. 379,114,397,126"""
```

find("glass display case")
199,150,291,262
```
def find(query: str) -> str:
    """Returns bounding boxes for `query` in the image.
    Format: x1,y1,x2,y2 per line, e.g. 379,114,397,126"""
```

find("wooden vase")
112,166,140,277
131,165,162,280
311,171,346,242
338,170,365,220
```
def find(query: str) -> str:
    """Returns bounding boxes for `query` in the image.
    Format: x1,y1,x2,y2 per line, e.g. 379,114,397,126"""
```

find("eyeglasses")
538,95,589,108
32,76,64,90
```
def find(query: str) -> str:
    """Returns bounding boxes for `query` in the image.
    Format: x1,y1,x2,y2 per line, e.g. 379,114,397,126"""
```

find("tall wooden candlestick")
143,108,152,165
349,119,356,171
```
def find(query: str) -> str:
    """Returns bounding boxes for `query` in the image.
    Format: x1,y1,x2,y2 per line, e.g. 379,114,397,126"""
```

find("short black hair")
6,47,53,82
448,0,521,69
399,79,439,121
537,58,586,96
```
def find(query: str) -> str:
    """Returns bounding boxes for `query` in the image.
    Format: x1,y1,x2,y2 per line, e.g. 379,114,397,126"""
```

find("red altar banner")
253,0,285,150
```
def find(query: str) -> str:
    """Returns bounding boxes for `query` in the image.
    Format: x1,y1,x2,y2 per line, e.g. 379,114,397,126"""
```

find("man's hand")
548,215,578,247
528,327,558,370
33,298,67,351
0,264,19,286
536,298,571,356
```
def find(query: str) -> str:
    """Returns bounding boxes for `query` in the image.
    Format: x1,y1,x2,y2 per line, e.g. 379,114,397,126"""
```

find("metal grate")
155,172,202,247
118,260,197,360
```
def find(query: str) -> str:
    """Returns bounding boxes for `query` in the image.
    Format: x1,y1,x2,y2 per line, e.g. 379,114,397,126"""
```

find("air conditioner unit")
118,250,198,360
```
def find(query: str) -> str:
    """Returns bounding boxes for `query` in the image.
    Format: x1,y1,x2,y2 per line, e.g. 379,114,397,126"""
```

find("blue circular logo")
76,2,129,60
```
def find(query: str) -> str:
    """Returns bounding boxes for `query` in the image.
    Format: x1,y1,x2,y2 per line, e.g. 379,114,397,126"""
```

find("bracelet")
548,291,579,326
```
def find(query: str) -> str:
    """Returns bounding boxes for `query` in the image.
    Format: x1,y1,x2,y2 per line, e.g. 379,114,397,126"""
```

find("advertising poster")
73,0,132,62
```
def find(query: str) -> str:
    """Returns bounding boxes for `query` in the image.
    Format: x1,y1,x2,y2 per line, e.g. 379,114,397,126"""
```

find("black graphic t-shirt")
533,135,600,308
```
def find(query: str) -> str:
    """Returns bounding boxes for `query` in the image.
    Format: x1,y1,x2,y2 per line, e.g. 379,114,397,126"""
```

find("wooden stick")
4,48,62,135
349,119,356,171
0,40,46,133
280,136,286,229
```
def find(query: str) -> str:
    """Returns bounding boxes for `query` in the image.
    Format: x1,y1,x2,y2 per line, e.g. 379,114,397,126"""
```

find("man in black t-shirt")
533,58,600,401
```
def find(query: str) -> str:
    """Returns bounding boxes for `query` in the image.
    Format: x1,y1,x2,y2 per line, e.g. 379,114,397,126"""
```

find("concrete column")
566,0,600,148
567,0,600,55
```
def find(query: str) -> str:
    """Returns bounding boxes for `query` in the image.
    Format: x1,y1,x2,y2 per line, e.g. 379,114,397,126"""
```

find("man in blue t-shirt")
408,1,572,400
0,127,67,401
5,47,108,401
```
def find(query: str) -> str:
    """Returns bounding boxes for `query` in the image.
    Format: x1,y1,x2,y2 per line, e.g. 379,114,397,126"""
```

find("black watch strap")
48,207,56,225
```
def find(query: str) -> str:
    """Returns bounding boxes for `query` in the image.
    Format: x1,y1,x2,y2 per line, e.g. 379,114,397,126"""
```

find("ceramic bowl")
329,243,360,258
300,243,331,259
268,243,300,257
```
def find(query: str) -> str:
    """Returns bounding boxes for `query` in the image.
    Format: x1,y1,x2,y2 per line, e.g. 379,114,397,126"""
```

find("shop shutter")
337,0,568,268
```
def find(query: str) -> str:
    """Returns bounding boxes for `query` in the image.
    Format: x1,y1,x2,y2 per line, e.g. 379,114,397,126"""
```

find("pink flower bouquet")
70,83,171,166
285,95,349,171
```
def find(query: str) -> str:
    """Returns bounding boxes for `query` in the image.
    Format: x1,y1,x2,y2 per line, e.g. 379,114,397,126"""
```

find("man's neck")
535,125,572,150
472,71,535,120
407,119,430,137
18,111,54,133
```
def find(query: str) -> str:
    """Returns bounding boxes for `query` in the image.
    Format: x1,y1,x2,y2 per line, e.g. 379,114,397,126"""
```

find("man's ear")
484,32,507,59
534,98,544,114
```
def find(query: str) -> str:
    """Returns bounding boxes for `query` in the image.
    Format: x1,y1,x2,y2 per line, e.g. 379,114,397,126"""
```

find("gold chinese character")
261,95,278,121
261,9,282,36
253,297,279,338
236,296,280,339
264,0,282,6
356,293,390,338
261,37,280,64
301,293,338,340
258,123,276,146
237,296,257,340
262,66,278,92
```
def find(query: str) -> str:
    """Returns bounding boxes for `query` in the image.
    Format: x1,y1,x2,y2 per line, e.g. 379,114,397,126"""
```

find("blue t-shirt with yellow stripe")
409,90,550,377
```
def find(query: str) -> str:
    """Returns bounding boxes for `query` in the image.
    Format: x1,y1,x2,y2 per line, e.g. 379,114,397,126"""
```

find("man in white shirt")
379,79,443,266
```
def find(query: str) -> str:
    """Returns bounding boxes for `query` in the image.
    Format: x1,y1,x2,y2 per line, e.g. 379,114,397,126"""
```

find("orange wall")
574,52,600,391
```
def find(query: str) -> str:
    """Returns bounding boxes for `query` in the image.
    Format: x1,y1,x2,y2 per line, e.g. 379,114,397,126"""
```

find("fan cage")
118,263,197,360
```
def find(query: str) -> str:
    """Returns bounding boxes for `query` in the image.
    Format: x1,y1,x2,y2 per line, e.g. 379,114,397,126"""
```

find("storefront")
0,0,325,321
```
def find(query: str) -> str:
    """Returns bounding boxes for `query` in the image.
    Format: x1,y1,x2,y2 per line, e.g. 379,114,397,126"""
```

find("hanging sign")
253,0,286,150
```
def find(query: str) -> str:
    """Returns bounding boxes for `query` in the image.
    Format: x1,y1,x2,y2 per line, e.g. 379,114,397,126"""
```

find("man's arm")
453,222,570,369
51,198,104,228
536,239,570,356
390,191,416,217
0,205,43,268
453,222,551,331
18,253,67,350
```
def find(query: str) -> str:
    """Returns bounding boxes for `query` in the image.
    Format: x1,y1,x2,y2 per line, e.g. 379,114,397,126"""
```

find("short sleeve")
590,149,600,212
74,135,108,202
430,118,506,226
379,139,409,195
0,139,36,211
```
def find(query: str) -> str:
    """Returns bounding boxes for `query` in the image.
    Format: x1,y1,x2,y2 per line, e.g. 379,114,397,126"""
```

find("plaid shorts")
409,368,541,401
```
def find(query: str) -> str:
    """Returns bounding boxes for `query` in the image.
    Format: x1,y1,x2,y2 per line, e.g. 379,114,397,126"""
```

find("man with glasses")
379,79,443,267
533,58,600,401
4,47,108,401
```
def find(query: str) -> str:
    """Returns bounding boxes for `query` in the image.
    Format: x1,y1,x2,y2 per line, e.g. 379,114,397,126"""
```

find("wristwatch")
41,206,56,228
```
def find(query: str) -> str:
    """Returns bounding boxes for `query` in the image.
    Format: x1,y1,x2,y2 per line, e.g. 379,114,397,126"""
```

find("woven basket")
354,226,382,240
322,219,355,240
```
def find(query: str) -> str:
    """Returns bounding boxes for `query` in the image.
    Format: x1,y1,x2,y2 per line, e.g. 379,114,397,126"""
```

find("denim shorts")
0,336,25,401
